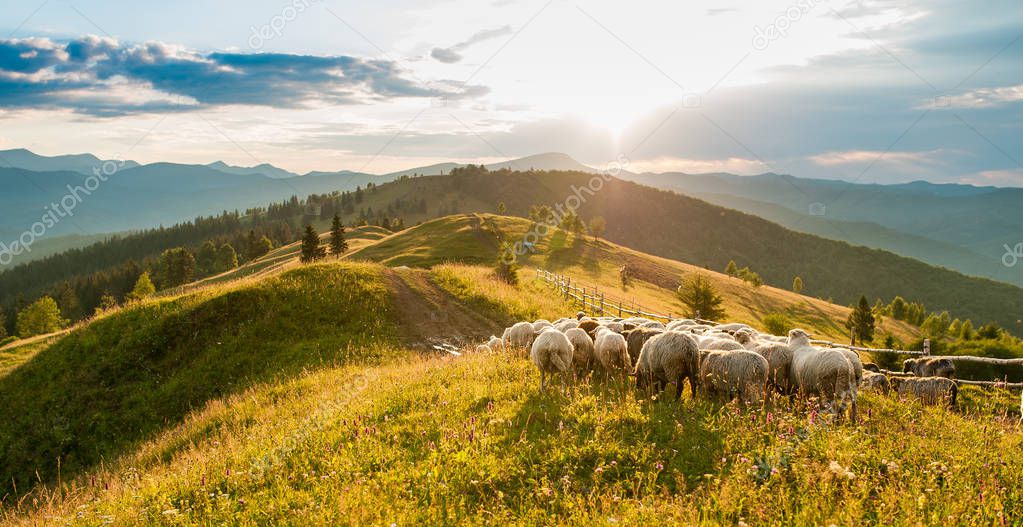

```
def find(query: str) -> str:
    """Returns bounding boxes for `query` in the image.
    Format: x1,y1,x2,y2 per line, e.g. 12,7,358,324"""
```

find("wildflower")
595,467,604,474
828,460,855,480
655,462,664,470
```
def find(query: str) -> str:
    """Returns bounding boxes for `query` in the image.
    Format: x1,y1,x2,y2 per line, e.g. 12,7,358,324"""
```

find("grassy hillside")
1,234,1021,525
338,170,1023,334
0,263,402,497
354,214,918,343
6,336,1022,525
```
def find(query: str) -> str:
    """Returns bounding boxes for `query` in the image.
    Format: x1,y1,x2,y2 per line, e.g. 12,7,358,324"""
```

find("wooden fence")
536,267,1023,390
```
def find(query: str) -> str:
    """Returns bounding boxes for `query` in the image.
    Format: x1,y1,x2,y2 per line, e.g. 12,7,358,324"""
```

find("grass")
431,264,575,326
6,349,1023,526
0,336,62,378
0,262,402,498
3,214,1019,526
353,214,918,343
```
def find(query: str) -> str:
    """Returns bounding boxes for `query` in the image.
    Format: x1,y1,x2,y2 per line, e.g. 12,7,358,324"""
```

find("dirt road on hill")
383,267,501,349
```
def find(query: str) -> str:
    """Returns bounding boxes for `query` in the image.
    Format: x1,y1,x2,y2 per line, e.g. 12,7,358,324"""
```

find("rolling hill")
336,169,1023,332
0,226,1019,525
622,170,1023,286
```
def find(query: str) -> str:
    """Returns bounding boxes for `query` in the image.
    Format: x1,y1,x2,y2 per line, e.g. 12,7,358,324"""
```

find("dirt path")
383,267,502,349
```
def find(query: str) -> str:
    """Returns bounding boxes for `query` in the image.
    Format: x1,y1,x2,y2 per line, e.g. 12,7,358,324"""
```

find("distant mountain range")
2,149,1021,289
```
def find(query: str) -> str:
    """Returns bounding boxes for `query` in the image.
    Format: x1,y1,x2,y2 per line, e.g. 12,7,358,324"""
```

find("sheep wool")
624,327,664,368
890,376,958,406
788,329,858,420
634,331,701,399
504,321,536,350
564,327,595,372
593,327,630,373
753,343,795,395
530,329,574,392
860,371,890,393
699,349,770,405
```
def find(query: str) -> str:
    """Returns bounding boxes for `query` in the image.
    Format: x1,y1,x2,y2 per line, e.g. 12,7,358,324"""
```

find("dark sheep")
903,358,955,378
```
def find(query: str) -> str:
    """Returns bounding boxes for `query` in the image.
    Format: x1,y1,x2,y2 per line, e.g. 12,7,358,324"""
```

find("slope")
686,190,1022,287
0,257,572,501
338,170,1023,333
5,321,1021,525
350,214,918,343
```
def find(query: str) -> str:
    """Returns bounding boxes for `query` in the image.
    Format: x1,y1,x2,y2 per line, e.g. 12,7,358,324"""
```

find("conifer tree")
300,225,326,263
330,214,348,256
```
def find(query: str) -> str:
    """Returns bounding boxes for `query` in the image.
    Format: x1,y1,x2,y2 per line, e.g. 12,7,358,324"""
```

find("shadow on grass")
0,264,400,501
493,374,725,501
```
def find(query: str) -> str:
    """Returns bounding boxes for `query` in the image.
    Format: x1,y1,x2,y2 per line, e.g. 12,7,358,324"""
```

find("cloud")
430,47,463,64
808,149,941,166
430,25,513,64
932,84,1023,109
0,35,487,116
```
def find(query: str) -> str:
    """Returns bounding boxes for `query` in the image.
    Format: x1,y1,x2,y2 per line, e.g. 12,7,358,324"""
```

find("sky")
0,0,1021,185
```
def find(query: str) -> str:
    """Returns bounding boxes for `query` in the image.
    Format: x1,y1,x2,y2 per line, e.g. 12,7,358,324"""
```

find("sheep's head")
902,359,916,374
787,329,811,346
735,328,755,345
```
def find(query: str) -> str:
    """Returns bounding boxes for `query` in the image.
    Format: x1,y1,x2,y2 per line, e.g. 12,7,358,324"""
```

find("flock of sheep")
477,313,960,418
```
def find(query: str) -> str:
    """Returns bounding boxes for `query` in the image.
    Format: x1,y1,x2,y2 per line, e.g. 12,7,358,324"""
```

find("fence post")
618,301,622,317
599,292,605,315
923,339,931,356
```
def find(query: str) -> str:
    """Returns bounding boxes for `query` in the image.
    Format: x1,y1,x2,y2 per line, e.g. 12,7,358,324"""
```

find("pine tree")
792,276,803,294
300,225,326,263
330,214,348,256
495,242,519,285
846,295,876,344
126,271,156,302
156,248,196,288
676,274,725,320
497,202,506,214
0,310,7,340
56,282,82,321
725,260,738,277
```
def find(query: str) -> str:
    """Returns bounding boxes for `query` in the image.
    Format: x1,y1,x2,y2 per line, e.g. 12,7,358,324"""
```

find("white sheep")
634,331,701,399
788,329,858,420
733,328,761,351
503,321,536,350
699,349,770,405
475,344,492,353
532,319,554,332
838,348,864,384
554,319,579,332
593,327,630,374
753,343,795,396
530,328,574,392
860,371,890,393
486,335,504,351
564,327,595,373
889,376,958,406
700,337,745,351
715,323,754,333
